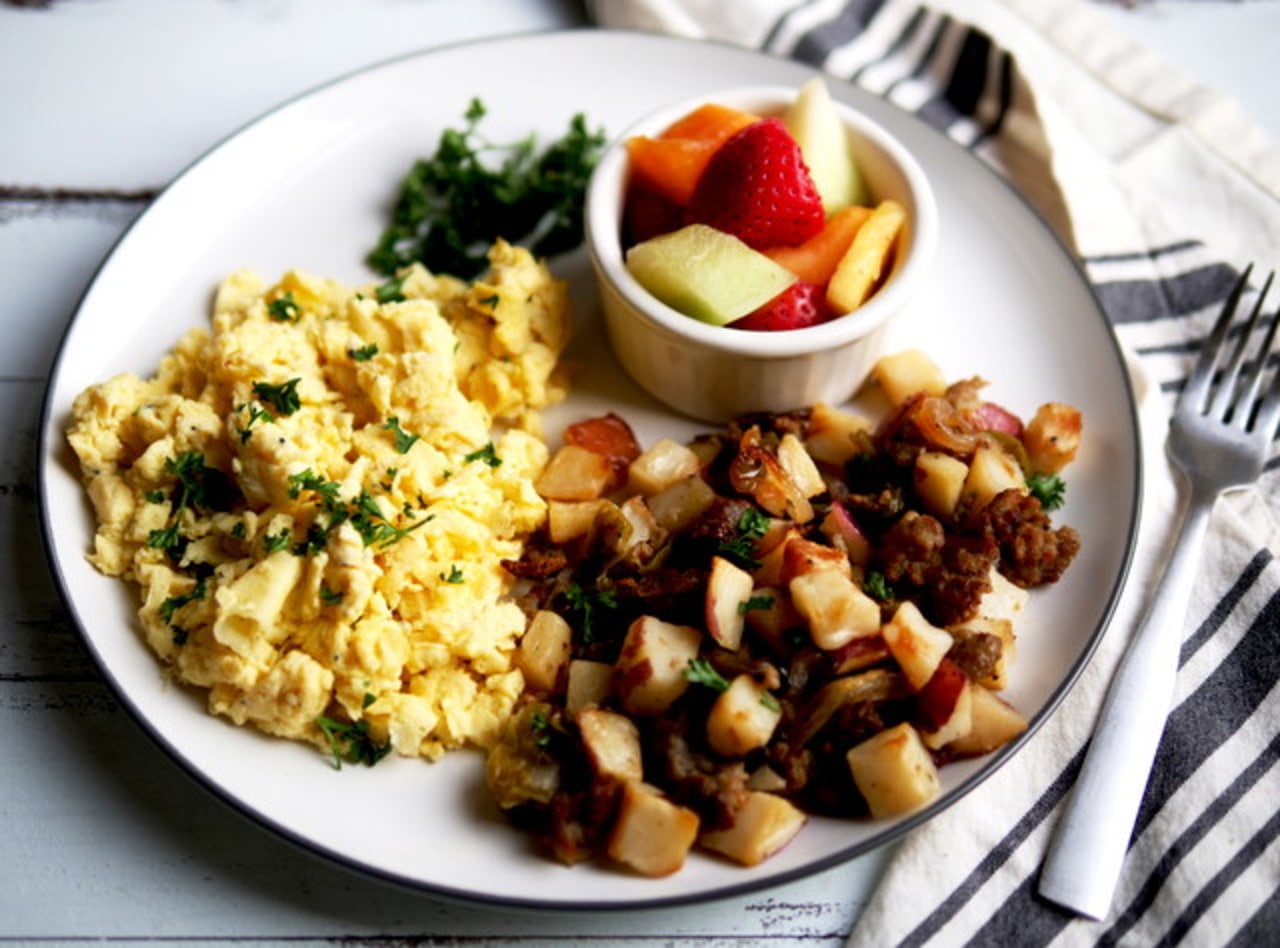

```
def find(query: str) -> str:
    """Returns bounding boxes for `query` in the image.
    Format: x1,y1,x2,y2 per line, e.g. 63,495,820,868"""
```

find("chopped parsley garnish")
144,489,166,504
718,506,770,569
562,582,617,644
440,565,464,584
263,530,292,554
287,469,343,508
464,441,502,468
529,710,554,750
145,452,235,554
349,490,431,549
479,293,500,309
684,657,729,692
316,709,390,770
235,402,275,443
738,593,775,616
384,416,421,454
863,570,894,602
158,577,207,624
365,98,606,280
1028,472,1067,512
375,276,407,304
267,292,301,322
349,343,379,362
319,584,344,606
251,377,302,417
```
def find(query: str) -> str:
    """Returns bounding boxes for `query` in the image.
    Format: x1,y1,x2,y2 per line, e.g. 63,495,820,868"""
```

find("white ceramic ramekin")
585,84,937,423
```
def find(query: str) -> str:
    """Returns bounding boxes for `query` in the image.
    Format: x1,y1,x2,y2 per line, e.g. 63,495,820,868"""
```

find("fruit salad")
621,80,907,332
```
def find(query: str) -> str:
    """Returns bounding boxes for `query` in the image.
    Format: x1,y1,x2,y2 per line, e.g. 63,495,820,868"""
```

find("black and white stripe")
749,1,1280,942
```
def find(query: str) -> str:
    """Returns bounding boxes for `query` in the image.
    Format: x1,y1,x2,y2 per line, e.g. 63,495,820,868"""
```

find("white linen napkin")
588,1,1280,943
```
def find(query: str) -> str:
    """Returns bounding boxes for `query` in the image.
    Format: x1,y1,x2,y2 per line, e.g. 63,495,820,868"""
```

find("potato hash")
487,348,1082,876
66,241,570,763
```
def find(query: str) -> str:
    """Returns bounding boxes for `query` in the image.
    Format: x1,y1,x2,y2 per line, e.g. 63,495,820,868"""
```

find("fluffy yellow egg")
66,241,570,763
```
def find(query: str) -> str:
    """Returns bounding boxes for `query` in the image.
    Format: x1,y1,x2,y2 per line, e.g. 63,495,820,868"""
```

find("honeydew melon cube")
624,224,797,326
783,78,869,213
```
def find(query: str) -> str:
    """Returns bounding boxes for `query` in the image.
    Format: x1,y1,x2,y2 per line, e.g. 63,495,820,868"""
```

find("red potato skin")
916,658,967,731
565,412,643,489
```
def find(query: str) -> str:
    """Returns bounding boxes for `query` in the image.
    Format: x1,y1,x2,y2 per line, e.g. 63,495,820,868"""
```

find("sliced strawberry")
622,180,684,248
729,281,834,332
686,118,825,250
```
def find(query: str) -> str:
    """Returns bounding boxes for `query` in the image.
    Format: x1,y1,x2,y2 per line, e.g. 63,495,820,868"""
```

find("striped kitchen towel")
588,0,1280,944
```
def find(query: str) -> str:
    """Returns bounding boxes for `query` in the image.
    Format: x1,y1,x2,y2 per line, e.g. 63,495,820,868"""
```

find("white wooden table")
4,1,1277,944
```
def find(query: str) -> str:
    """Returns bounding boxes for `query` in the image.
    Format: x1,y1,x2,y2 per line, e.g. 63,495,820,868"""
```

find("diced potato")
742,586,802,654
917,666,973,750
776,433,826,499
962,441,1026,512
751,527,802,586
819,504,872,566
914,450,969,519
547,499,605,544
706,675,782,757
949,685,1028,756
950,616,1015,690
705,555,755,650
566,659,614,713
881,601,953,690
646,474,716,534
700,791,806,866
805,402,871,466
536,444,615,501
607,782,700,877
1023,402,1083,474
628,438,703,495
614,616,702,716
979,567,1029,624
516,610,572,693
846,722,942,819
872,348,947,407
781,535,853,582
578,709,644,783
789,567,881,651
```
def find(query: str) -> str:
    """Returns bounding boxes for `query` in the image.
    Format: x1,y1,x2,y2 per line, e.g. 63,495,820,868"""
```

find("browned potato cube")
606,782,700,877
566,659,614,713
962,441,1026,512
628,438,702,496
578,709,643,783
872,348,947,407
914,450,969,519
706,675,782,757
789,567,880,651
776,432,826,499
846,722,941,819
949,686,1028,756
516,610,571,693
700,791,806,866
646,474,716,534
614,616,702,716
882,601,954,690
805,402,871,466
535,444,614,501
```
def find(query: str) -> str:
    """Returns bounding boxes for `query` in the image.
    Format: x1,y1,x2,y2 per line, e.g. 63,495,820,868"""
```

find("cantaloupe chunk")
626,104,758,206
764,205,871,287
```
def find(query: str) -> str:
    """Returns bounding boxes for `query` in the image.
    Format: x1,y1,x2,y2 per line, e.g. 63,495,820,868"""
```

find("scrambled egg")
66,240,570,761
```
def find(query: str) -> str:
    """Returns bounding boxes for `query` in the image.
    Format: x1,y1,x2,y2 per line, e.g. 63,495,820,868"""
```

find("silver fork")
1038,264,1280,920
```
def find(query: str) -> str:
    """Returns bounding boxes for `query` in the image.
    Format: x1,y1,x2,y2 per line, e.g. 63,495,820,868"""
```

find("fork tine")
1211,270,1274,422
1244,306,1280,439
1232,271,1280,428
1183,264,1253,414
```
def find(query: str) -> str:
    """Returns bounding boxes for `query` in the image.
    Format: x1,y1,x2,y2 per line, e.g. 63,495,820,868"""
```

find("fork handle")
1037,483,1214,920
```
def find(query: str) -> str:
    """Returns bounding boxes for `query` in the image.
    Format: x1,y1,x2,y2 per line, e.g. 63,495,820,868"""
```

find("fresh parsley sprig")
366,98,605,280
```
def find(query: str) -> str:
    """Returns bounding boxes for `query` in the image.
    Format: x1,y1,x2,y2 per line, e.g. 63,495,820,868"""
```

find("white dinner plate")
38,29,1140,910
